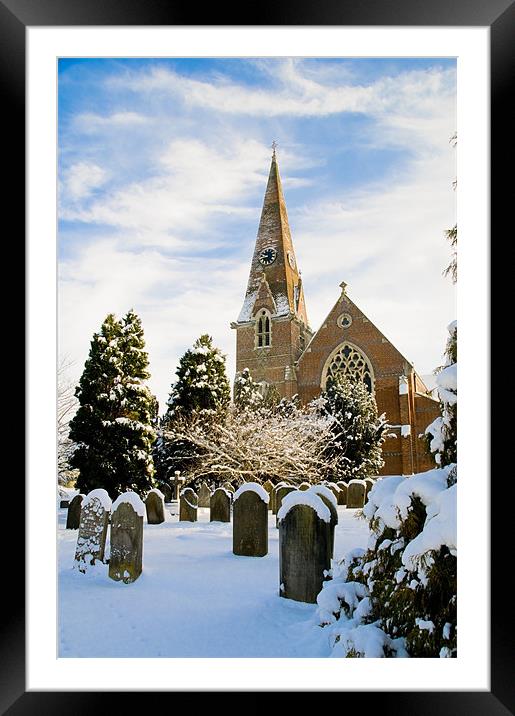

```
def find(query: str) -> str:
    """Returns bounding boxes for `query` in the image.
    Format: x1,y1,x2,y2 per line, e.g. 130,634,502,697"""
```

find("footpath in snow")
58,504,370,658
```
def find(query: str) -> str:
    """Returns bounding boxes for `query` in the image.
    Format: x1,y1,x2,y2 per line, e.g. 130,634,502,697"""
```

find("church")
231,149,440,476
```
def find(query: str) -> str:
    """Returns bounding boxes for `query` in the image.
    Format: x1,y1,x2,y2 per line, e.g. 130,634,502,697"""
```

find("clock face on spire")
259,247,277,266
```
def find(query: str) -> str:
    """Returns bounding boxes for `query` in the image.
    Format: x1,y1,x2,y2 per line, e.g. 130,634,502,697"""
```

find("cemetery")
58,480,371,657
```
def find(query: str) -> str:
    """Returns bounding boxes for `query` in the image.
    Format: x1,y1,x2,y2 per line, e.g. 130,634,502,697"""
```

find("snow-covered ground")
58,503,370,657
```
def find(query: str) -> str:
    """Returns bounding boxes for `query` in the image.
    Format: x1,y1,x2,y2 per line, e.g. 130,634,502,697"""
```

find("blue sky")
58,57,456,409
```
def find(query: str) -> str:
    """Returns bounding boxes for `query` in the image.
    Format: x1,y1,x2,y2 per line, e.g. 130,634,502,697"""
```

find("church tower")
231,148,313,399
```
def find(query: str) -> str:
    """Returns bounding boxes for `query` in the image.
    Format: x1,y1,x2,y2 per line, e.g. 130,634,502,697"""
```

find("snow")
399,376,409,395
82,488,112,512
277,491,331,523
415,618,435,634
308,484,338,509
233,482,270,504
401,424,411,438
112,491,145,517
58,504,370,657
237,290,258,323
148,488,165,500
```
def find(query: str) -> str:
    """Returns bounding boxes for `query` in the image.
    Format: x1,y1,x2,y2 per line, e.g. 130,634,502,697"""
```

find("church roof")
236,151,309,327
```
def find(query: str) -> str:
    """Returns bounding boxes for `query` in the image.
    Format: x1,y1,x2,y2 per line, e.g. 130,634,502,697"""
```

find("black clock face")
259,247,277,266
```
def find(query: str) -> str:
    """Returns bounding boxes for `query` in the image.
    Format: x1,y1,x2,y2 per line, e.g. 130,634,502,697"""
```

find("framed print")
6,0,509,710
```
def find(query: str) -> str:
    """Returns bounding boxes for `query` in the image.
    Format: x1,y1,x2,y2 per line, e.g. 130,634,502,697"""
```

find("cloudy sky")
58,57,456,410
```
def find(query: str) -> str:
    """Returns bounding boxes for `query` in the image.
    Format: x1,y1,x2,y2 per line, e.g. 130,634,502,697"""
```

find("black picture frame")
7,0,506,711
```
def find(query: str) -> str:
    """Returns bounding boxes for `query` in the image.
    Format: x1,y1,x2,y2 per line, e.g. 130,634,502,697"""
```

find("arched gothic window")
256,309,271,348
322,342,374,393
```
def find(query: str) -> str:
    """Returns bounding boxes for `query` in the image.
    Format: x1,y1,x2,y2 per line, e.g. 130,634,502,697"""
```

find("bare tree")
57,356,79,485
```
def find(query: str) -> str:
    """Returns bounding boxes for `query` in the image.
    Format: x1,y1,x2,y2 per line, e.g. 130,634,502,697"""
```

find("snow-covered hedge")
316,465,457,658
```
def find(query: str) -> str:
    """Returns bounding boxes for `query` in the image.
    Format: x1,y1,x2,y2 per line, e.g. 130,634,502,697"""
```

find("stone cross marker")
66,493,85,530
347,480,366,508
172,471,185,500
233,483,269,557
278,494,331,604
309,486,338,558
198,482,211,508
180,487,198,522
109,492,144,583
74,489,111,573
336,482,348,506
210,488,231,522
145,489,165,524
275,486,297,527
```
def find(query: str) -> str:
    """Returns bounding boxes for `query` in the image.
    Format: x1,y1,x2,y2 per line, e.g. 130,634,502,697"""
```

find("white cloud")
61,161,108,202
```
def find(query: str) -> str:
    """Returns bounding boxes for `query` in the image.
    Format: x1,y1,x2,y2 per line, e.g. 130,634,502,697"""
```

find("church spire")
236,148,309,327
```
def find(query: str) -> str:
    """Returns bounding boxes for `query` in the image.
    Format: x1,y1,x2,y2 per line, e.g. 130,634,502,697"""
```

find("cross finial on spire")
271,140,277,157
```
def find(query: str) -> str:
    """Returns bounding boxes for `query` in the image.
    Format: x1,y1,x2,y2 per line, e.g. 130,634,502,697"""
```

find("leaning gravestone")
145,488,165,524
275,486,297,527
198,482,211,508
66,493,85,529
74,489,111,573
210,487,231,522
233,483,269,557
278,492,331,604
109,492,144,583
309,485,338,558
347,480,366,508
336,482,348,506
299,482,311,491
180,488,198,522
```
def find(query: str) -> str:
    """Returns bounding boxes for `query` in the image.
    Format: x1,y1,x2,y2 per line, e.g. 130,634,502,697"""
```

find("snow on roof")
237,290,258,322
112,491,145,517
308,484,338,509
233,482,270,504
82,488,112,512
277,490,331,524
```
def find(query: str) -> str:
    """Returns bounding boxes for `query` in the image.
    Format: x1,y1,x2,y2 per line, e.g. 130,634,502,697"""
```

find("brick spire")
237,150,309,327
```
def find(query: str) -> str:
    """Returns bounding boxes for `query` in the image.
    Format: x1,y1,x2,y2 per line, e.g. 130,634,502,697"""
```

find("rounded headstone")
145,489,166,524
233,486,268,557
347,480,366,508
326,482,341,500
279,502,331,604
364,478,375,501
271,482,289,515
109,494,144,583
299,482,311,491
336,482,348,506
74,489,111,572
66,493,85,530
159,483,173,502
198,482,211,508
309,486,338,558
210,488,231,522
262,480,274,509
180,488,198,522
275,486,297,527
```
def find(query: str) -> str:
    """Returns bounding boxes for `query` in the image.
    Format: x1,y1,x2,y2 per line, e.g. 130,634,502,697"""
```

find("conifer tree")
165,334,230,418
320,375,387,479
69,310,157,497
233,368,262,411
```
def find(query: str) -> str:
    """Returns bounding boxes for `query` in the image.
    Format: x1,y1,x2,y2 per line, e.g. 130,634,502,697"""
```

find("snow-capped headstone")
180,488,198,522
347,480,366,508
109,492,144,583
309,486,338,558
336,482,348,506
145,489,165,524
262,480,274,509
233,483,269,557
210,488,231,523
66,493,85,530
299,482,311,491
198,482,211,508
271,482,289,514
275,486,297,527
74,489,111,573
278,494,331,604
364,478,375,502
158,482,173,502
326,482,341,500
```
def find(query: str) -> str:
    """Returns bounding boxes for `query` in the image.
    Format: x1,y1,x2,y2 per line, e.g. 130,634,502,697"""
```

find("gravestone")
159,483,173,502
145,489,165,524
336,482,348,506
210,488,231,522
223,483,235,494
275,486,297,527
347,480,366,508
109,492,144,583
262,480,274,509
233,483,269,557
198,482,211,508
364,478,375,502
271,482,289,514
309,486,338,558
278,493,331,604
299,482,311,491
74,489,111,573
326,482,341,500
66,493,85,530
180,488,198,522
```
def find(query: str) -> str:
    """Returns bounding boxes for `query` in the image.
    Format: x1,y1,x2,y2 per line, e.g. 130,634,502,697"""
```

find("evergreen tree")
165,334,230,418
69,310,157,497
233,368,262,411
320,375,387,480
